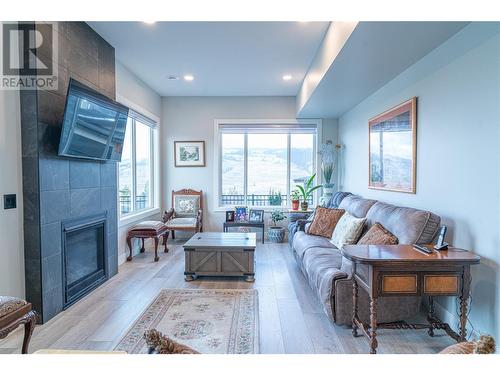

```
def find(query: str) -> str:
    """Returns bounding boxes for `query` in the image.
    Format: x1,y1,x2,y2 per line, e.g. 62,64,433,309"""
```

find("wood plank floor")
0,240,456,354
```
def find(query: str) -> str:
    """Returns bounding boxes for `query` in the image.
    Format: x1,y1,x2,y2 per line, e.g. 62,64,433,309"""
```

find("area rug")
115,289,259,354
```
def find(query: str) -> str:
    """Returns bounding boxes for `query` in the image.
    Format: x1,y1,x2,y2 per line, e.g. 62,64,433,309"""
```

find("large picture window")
216,120,320,208
119,110,157,217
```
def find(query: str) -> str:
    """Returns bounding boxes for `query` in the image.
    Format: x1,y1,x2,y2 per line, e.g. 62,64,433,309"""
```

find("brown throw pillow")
357,222,398,245
307,207,345,238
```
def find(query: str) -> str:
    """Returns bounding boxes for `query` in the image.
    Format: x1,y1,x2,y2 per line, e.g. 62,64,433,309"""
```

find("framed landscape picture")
369,97,417,193
174,141,205,167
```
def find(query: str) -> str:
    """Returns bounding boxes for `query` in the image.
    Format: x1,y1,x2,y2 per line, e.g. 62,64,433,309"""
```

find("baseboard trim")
422,298,480,341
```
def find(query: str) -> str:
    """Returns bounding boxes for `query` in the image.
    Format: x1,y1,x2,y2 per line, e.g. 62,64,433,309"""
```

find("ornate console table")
341,244,480,354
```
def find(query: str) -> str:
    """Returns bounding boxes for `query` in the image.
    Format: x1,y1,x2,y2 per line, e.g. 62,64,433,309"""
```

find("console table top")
342,244,480,265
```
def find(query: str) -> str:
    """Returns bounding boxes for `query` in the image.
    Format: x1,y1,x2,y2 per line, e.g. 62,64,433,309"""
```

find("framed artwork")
225,210,235,222
369,97,417,193
174,141,205,167
249,209,264,223
235,206,247,222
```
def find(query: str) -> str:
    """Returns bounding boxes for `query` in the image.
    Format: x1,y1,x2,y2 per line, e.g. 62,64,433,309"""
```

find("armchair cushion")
130,221,166,231
173,195,200,217
165,217,197,228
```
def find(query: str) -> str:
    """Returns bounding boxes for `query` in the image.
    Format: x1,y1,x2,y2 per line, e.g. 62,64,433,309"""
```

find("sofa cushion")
165,217,197,228
301,248,347,321
292,231,335,260
307,207,345,238
357,222,399,245
330,212,366,249
338,195,377,218
324,191,352,209
365,201,441,244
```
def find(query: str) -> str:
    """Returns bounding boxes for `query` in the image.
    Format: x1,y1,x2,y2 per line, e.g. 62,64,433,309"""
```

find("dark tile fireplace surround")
20,22,118,323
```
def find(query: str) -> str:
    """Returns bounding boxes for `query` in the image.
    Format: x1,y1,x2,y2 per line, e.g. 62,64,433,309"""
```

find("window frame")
213,119,322,212
117,95,160,226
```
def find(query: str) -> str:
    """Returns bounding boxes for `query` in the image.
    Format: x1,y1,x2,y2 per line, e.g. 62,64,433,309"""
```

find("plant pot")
300,201,309,211
323,183,335,196
268,226,285,243
291,199,300,210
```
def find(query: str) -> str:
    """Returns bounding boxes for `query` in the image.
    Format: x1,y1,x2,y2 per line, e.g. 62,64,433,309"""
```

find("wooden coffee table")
183,232,257,282
342,244,480,354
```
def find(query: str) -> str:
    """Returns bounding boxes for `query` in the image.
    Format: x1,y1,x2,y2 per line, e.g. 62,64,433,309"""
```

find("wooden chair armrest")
162,208,175,223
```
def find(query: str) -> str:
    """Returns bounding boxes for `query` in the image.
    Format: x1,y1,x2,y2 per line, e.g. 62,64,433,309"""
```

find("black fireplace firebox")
62,213,108,308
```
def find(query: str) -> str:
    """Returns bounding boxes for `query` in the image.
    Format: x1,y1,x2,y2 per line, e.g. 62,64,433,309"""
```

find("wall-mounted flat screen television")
58,79,129,162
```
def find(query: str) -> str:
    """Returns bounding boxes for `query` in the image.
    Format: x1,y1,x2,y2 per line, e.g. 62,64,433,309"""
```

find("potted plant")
320,141,340,198
268,210,287,243
290,189,300,211
296,174,322,211
268,188,282,206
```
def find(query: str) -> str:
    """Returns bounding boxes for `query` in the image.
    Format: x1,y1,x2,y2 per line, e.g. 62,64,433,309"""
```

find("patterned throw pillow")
307,207,345,238
174,195,200,217
357,222,399,245
330,212,366,249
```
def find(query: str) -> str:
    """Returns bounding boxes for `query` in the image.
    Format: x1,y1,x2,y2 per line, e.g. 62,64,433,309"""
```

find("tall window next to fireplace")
62,213,108,307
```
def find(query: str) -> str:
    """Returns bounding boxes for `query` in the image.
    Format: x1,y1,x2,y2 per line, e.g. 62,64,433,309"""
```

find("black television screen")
58,79,129,162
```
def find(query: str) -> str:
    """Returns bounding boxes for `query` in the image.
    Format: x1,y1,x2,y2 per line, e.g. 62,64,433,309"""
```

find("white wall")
338,23,500,339
0,85,24,298
115,61,163,264
162,96,294,235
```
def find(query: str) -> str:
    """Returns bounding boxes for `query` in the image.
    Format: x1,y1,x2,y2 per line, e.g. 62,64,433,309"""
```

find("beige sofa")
292,193,441,325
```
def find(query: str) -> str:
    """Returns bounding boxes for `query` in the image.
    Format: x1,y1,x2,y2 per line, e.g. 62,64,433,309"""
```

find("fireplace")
62,213,108,308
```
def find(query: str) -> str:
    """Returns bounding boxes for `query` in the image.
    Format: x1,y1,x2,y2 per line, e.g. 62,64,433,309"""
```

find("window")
119,111,157,217
217,120,320,208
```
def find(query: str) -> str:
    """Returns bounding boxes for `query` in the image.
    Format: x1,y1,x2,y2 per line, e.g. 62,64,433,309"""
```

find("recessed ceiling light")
167,75,179,81
282,74,292,81
144,21,156,25
184,75,194,81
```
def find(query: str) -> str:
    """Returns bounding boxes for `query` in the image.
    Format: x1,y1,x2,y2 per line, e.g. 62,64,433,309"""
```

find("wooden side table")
341,244,480,354
127,221,169,262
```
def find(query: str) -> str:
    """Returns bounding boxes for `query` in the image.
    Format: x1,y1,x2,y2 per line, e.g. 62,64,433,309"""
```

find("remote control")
413,244,433,254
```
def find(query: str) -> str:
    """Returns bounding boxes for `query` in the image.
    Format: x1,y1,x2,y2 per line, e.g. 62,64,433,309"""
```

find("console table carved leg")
153,237,159,262
352,278,359,337
427,296,435,337
369,298,378,354
126,235,133,261
140,238,145,253
21,310,36,354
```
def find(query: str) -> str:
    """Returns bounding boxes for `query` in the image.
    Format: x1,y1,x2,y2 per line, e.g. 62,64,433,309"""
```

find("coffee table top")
183,232,257,249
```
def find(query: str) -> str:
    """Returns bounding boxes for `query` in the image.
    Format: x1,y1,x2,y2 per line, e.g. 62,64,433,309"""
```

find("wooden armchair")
162,189,203,239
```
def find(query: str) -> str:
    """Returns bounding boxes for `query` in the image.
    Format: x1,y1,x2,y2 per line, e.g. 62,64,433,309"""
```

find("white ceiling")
297,22,470,118
88,21,330,97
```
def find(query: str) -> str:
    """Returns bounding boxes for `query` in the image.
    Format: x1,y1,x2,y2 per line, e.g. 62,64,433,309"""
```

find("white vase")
323,183,335,196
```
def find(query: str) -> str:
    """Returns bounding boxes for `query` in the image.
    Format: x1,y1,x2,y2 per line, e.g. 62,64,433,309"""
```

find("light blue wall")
338,23,500,339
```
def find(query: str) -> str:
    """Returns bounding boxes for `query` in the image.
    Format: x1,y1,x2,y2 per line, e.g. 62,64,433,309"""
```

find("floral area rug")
115,289,259,354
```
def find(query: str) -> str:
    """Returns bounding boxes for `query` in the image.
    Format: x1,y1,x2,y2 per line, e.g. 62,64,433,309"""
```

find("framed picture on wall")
174,141,206,167
369,97,417,193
